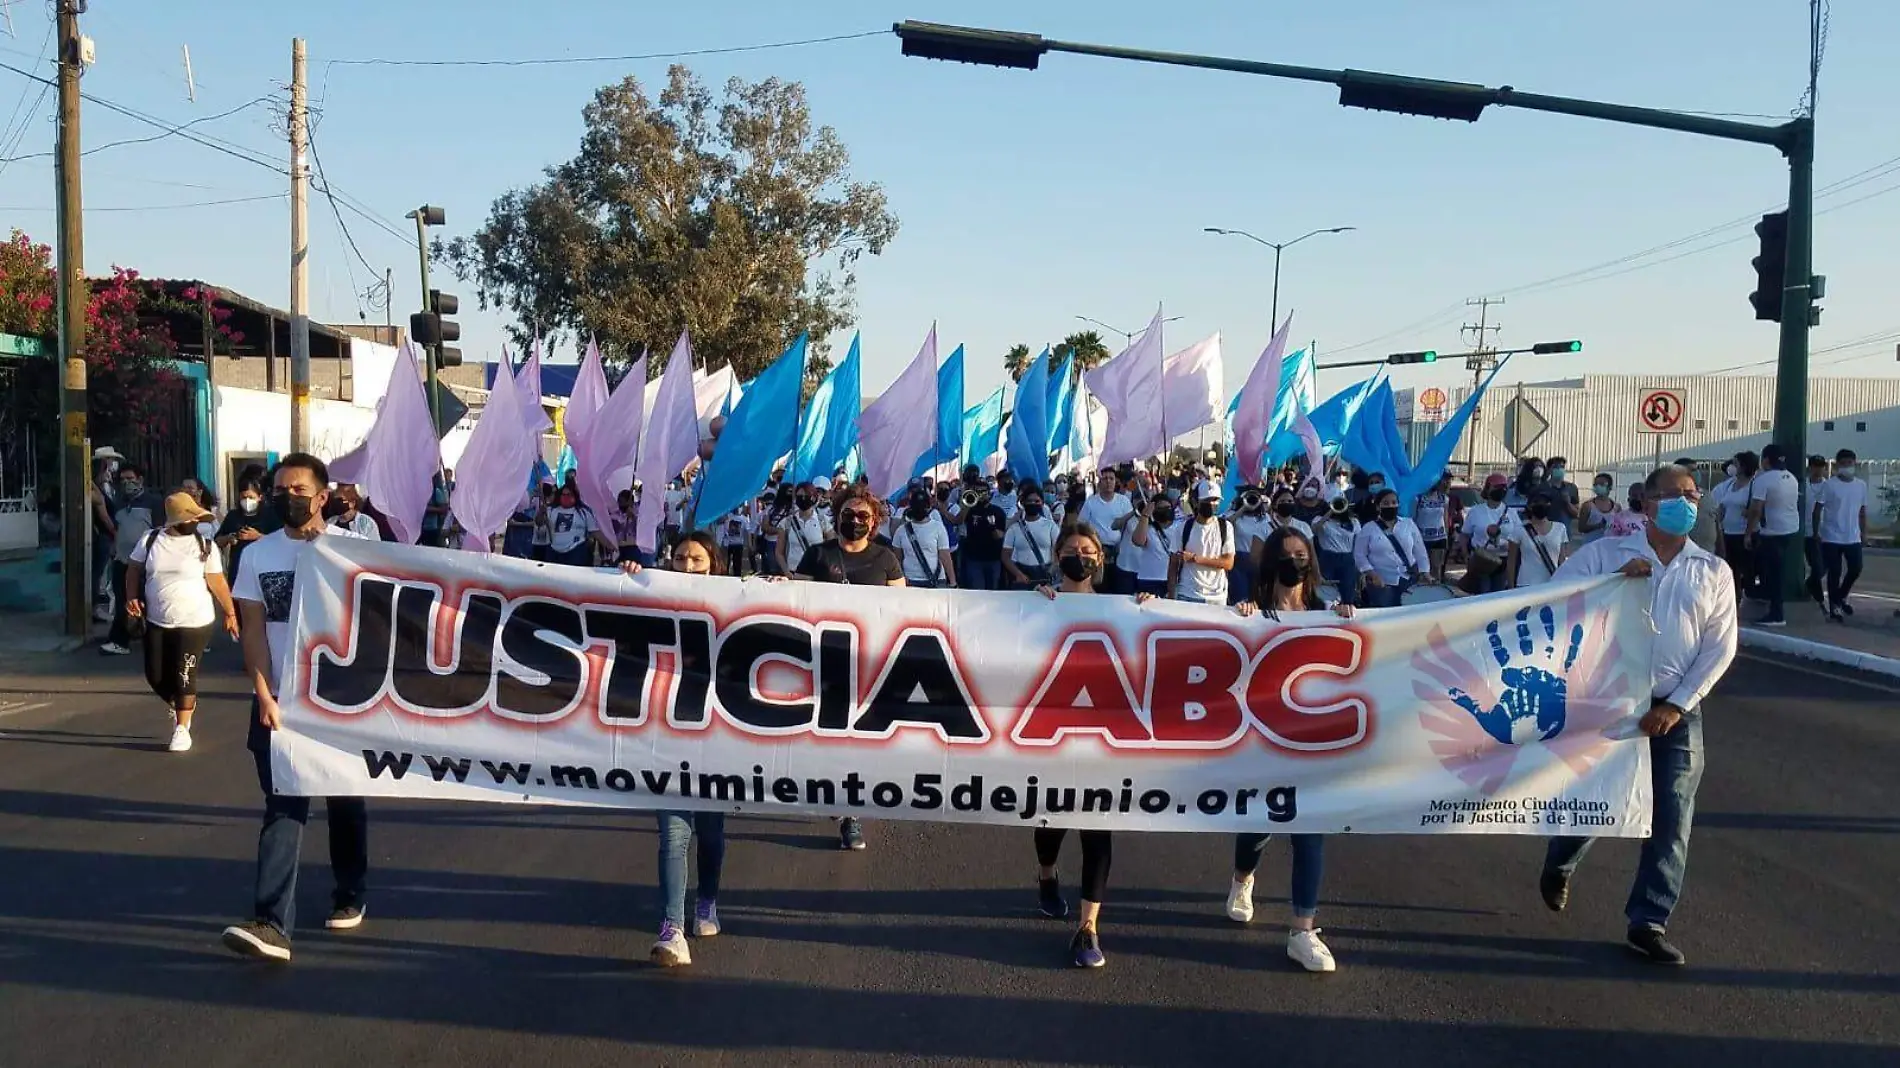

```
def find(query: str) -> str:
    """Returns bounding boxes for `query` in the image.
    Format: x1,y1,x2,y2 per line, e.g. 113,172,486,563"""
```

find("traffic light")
1750,211,1787,322
410,289,462,367
1531,340,1583,354
1387,350,1438,365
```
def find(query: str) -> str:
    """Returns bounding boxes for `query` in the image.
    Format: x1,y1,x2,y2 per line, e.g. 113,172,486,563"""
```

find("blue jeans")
1234,833,1324,918
1544,712,1704,931
959,557,1003,592
247,708,368,938
1318,549,1356,606
657,811,725,928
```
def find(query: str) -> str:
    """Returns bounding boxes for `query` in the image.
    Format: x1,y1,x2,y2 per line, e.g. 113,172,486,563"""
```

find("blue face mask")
1653,496,1698,537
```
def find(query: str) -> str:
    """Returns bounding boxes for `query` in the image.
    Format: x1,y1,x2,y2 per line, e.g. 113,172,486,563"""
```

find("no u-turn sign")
1638,388,1687,435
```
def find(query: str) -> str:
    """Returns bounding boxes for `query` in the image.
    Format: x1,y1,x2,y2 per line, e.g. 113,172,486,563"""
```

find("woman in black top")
213,479,281,579
1226,526,1353,973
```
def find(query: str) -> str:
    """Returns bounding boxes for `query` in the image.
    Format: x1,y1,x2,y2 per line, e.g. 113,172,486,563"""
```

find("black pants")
107,561,133,645
141,622,214,710
1722,534,1755,599
1822,542,1864,606
1034,829,1112,903
725,546,747,575
1755,533,1794,620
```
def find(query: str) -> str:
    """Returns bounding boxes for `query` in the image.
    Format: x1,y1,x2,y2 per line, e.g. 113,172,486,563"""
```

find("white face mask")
1724,464,1738,478
240,497,260,515
1837,465,1856,480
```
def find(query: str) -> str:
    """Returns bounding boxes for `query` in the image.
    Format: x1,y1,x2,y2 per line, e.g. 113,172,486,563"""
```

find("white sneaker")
1225,876,1255,923
650,923,691,966
100,642,131,656
1288,928,1337,973
167,726,193,753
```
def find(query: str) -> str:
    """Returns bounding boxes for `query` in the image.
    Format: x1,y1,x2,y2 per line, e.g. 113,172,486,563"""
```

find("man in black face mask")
220,452,371,962
957,481,1008,591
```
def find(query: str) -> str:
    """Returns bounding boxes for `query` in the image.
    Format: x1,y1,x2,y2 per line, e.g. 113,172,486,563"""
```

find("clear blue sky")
0,0,1893,405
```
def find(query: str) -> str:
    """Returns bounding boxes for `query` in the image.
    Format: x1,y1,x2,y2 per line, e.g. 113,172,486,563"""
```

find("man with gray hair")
1538,464,1738,966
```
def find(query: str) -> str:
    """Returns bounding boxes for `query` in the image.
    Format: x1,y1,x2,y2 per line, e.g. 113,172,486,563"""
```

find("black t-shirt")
215,504,284,576
796,539,905,585
961,504,1007,561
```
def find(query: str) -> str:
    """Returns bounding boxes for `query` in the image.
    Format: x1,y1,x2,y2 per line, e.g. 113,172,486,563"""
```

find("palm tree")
1003,343,1033,382
1052,330,1112,377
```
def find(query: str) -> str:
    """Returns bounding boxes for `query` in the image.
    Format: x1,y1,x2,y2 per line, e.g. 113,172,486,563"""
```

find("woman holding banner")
1031,522,1137,969
621,532,731,967
1228,526,1353,972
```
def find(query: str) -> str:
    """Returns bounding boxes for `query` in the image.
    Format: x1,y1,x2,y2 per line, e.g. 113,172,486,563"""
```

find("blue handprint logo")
1449,605,1583,746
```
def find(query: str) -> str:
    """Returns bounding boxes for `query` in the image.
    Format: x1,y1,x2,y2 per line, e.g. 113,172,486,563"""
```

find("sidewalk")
1737,597,1899,677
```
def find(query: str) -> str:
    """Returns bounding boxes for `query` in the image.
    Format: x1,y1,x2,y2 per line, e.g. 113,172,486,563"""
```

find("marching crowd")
82,442,1816,973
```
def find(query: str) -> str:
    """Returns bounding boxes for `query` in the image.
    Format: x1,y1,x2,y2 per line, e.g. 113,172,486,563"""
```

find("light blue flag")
842,445,863,483
1396,358,1510,515
1044,353,1075,457
553,444,576,483
963,387,1006,468
1338,379,1407,486
697,334,808,526
791,335,861,483
915,344,965,477
1004,347,1052,487
1308,370,1384,455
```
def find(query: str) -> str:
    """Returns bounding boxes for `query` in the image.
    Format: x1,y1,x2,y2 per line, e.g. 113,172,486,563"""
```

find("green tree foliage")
1052,330,1112,377
439,65,898,382
1002,343,1033,382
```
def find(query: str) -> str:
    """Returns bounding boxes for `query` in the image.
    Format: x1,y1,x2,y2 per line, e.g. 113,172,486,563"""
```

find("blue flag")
963,387,1005,469
1338,380,1407,486
1004,347,1052,487
1396,359,1509,514
915,344,965,478
1044,353,1076,457
697,334,808,525
791,335,861,483
1308,371,1384,456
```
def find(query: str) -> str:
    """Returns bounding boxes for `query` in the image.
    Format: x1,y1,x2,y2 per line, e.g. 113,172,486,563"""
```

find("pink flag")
563,336,609,452
572,347,646,516
1232,314,1294,485
452,349,537,550
1083,308,1167,465
1160,332,1224,438
859,326,939,498
353,342,441,544
694,365,737,437
517,339,555,437
634,332,698,550
1292,399,1326,494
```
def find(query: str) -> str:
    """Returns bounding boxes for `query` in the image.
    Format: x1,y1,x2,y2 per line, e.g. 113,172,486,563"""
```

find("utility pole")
55,0,88,640
288,38,310,452
384,267,393,329
1458,297,1504,478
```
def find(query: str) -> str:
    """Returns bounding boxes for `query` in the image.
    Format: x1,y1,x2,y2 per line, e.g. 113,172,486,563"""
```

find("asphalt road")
1,648,1896,1068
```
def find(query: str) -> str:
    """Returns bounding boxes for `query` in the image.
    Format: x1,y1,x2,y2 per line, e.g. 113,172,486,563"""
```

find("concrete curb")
1739,626,1900,678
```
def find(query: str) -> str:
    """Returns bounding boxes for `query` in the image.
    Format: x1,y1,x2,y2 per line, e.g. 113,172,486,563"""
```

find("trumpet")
1237,488,1264,513
960,488,985,509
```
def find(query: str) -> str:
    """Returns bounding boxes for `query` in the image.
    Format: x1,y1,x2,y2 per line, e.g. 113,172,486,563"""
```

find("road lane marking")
1736,651,1900,696
0,701,51,718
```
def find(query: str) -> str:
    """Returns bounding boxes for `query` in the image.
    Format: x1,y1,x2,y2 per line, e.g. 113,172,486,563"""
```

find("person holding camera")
1459,473,1519,595
888,486,958,590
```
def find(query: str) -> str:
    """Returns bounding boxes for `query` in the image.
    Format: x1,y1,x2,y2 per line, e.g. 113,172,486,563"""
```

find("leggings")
1034,829,1112,903
1234,833,1325,919
1722,533,1755,598
142,622,214,710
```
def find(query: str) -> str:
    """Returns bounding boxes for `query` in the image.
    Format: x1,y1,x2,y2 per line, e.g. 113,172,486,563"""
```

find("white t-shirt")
1078,492,1135,551
130,529,224,629
1313,514,1358,554
891,516,951,584
1461,501,1520,548
1511,521,1570,587
1414,491,1449,542
779,510,832,571
1232,514,1274,559
1003,515,1060,574
1132,516,1185,583
991,490,1019,521
1816,477,1867,545
546,506,598,553
716,512,755,548
1748,468,1801,537
665,487,688,527
1177,517,1236,603
1715,477,1753,536
232,527,361,692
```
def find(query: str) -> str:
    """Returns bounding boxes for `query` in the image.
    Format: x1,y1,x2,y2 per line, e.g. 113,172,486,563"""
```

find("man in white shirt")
1744,443,1801,626
1078,469,1136,595
220,452,369,963
1541,464,1738,967
775,484,833,574
1815,448,1868,620
1175,482,1236,604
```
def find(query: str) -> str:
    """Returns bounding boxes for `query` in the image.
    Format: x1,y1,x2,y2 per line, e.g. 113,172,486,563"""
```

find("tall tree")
1052,330,1112,377
1003,343,1032,382
439,65,898,382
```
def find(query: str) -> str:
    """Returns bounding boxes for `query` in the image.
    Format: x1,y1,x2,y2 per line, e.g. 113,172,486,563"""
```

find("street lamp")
1203,225,1354,331
1074,314,1182,346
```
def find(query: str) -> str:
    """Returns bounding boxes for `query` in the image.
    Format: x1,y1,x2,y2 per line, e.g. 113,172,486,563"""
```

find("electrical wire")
0,192,285,211
0,93,273,162
324,29,884,70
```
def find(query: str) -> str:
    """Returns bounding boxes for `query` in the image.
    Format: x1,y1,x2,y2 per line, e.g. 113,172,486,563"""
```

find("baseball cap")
1483,473,1509,488
1196,479,1222,501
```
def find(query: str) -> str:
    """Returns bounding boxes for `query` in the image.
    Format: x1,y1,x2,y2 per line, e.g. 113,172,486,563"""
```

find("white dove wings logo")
1411,594,1636,794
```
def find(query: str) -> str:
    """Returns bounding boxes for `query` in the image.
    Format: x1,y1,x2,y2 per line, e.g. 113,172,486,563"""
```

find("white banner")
273,539,1656,836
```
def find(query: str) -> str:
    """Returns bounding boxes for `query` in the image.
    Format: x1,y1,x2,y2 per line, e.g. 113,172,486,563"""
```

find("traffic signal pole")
288,38,311,452
411,210,438,432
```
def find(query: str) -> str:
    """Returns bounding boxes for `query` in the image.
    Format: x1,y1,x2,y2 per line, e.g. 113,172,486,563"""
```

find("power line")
0,94,274,162
0,192,285,211
323,29,884,71
0,14,52,172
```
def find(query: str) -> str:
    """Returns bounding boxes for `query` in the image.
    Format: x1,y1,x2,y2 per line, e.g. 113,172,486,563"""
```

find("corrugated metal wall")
1405,374,1900,469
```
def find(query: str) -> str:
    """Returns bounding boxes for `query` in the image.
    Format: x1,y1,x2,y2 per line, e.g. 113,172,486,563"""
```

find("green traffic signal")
1531,340,1583,355
1387,350,1438,365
